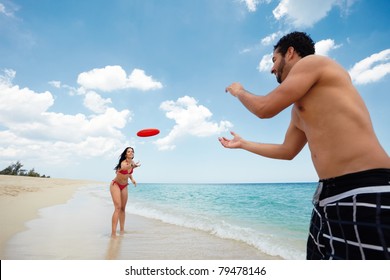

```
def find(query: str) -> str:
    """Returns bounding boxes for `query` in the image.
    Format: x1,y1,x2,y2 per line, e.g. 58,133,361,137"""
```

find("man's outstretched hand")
218,131,243,149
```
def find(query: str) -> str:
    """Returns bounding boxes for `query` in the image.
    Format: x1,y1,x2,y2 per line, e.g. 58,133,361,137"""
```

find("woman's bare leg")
119,187,128,234
110,182,122,237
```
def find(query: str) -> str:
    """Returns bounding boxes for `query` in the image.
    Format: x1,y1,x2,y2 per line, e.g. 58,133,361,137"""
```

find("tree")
0,161,26,175
0,161,49,178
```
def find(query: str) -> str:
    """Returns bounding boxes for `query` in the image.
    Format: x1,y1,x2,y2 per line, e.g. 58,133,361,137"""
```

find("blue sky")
1,0,389,183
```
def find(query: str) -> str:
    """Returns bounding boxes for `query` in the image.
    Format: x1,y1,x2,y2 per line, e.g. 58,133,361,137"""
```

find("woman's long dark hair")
114,147,134,171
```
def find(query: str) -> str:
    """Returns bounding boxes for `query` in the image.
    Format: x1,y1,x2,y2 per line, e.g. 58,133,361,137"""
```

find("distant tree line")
0,161,50,178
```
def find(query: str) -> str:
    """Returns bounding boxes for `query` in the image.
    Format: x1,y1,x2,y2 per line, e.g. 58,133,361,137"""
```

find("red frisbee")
137,128,160,137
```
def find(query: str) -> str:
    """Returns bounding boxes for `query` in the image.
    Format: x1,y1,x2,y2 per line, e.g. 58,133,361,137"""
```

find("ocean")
95,182,317,260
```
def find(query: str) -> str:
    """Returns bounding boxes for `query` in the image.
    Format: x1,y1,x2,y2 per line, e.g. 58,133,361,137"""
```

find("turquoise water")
96,182,317,259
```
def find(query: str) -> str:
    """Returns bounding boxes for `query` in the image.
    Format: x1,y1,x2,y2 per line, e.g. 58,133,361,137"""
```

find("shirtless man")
219,32,390,259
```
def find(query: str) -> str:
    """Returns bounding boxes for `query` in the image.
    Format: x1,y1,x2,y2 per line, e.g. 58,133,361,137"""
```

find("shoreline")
0,175,105,258
0,175,281,260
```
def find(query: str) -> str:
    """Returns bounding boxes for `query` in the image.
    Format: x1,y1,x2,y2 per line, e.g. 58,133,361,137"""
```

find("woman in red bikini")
110,147,140,237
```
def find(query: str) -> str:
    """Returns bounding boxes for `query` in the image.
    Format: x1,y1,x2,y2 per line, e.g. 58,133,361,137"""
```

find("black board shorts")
306,168,390,259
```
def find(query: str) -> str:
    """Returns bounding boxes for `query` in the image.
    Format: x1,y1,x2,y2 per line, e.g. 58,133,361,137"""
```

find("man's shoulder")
300,54,333,65
296,55,343,76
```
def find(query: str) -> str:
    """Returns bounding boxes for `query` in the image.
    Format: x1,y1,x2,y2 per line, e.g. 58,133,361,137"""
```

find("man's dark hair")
274,31,315,58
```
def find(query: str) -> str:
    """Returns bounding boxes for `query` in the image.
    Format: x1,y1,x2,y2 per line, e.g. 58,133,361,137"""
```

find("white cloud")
126,68,163,91
240,0,273,12
0,3,14,17
272,0,354,28
77,65,163,92
155,96,233,151
0,130,123,165
0,70,132,164
239,48,252,54
349,49,390,85
0,68,16,86
83,91,112,114
240,0,260,12
77,65,127,92
239,31,280,54
261,31,284,46
258,53,273,72
0,81,54,124
48,80,61,88
315,39,342,56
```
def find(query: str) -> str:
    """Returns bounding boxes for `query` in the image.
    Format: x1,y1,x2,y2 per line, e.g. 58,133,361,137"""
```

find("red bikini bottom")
112,180,128,190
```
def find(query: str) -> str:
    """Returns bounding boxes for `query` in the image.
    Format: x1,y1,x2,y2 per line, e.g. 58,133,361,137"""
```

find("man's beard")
276,57,286,84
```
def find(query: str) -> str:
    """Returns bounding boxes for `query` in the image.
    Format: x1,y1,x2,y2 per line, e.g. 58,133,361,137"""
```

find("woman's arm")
129,174,137,187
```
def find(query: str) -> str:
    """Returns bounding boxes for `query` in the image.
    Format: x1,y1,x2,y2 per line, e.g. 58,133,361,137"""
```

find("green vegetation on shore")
0,161,50,178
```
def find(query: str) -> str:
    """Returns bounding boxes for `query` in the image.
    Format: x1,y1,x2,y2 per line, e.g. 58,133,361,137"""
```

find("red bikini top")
118,169,133,175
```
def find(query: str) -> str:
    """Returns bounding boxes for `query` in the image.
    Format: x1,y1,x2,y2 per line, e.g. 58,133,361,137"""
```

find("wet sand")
0,175,102,258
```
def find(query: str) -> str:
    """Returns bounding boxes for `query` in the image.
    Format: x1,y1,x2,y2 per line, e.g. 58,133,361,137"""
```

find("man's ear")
286,46,295,60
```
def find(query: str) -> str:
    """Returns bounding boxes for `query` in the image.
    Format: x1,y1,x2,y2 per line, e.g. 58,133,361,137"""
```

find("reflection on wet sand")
105,235,123,260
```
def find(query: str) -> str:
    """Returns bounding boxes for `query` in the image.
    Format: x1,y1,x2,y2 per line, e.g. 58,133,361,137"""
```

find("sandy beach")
0,175,280,260
0,175,103,258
